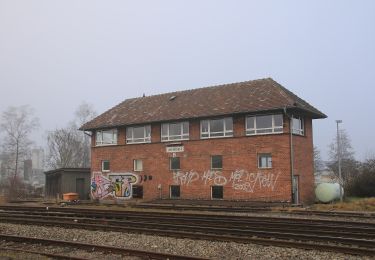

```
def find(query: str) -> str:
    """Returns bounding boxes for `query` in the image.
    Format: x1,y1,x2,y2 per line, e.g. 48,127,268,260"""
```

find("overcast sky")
0,1,374,160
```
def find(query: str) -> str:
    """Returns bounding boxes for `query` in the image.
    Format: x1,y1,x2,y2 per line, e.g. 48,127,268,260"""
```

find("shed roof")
80,78,326,131
44,168,90,175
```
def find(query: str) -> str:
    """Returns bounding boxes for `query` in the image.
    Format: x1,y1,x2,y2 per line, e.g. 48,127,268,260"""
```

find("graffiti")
230,170,279,193
202,170,227,185
173,170,200,186
172,169,280,193
91,172,139,199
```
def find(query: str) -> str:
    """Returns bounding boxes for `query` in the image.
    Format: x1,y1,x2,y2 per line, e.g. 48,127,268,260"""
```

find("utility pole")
336,120,343,202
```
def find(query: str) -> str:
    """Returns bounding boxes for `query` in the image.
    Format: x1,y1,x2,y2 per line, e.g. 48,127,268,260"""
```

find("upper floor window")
161,122,189,141
246,114,283,135
96,129,118,146
292,116,304,135
201,118,233,139
126,125,151,144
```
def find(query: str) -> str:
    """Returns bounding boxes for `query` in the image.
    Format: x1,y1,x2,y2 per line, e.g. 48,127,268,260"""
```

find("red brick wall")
90,114,315,204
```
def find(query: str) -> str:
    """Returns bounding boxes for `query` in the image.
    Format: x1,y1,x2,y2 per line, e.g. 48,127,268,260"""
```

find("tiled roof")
80,78,326,130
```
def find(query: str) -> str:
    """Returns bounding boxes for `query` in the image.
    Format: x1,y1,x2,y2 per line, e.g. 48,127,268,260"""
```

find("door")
292,176,299,204
76,178,85,200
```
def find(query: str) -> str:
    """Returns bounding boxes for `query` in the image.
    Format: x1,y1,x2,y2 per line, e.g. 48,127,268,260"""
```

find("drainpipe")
284,107,295,204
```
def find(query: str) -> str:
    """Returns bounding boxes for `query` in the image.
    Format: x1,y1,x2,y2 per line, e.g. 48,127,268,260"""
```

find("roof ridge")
132,77,271,100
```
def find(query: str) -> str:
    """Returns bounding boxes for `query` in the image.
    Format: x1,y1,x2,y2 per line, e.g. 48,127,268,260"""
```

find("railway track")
0,205,374,256
0,234,206,260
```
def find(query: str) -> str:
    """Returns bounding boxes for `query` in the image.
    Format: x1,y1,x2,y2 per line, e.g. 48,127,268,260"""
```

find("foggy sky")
0,1,374,160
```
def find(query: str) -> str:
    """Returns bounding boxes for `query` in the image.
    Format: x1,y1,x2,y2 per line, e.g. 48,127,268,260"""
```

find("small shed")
44,168,90,200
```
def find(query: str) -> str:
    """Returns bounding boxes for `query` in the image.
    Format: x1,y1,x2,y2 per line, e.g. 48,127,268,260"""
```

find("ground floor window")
170,185,180,198
211,186,223,199
132,185,143,199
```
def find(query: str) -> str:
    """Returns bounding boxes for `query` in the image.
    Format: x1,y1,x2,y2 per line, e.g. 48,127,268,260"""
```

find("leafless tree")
46,102,96,169
313,146,325,173
73,102,97,168
0,105,39,195
46,126,84,169
327,129,359,187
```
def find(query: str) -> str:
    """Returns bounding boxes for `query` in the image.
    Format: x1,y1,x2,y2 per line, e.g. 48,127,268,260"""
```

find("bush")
347,159,375,197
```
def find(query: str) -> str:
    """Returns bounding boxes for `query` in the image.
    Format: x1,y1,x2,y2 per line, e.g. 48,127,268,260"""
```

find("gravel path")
0,223,371,260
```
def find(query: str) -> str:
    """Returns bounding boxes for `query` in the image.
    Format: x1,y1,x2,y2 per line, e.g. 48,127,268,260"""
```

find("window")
102,160,110,172
170,185,180,198
132,186,143,199
292,116,304,135
96,129,118,146
258,154,272,169
211,186,223,199
161,122,189,141
201,118,233,138
246,114,283,135
133,159,143,171
211,155,223,170
170,157,180,170
126,125,151,144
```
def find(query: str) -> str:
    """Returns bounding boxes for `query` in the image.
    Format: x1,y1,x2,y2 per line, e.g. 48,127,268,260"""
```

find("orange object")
63,193,79,201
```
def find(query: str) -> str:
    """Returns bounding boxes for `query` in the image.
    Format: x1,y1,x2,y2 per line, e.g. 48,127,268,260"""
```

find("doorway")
76,178,85,200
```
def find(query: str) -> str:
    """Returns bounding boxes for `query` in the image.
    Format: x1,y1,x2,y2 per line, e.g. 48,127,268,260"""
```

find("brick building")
80,78,326,204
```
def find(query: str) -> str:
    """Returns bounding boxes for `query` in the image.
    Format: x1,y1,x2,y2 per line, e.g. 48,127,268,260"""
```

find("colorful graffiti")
91,172,139,199
172,169,280,193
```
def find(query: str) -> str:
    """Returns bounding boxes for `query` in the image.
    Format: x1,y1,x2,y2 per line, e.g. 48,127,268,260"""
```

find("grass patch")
311,197,375,212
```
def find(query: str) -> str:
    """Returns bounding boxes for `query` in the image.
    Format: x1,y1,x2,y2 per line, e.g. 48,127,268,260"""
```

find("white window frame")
200,117,233,139
170,157,180,171
102,160,110,172
133,159,143,171
246,114,283,136
161,122,189,142
291,116,304,136
126,125,151,144
258,154,272,169
96,129,118,146
211,155,223,170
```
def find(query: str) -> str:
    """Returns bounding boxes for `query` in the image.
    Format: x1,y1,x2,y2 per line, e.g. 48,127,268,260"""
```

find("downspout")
284,107,295,204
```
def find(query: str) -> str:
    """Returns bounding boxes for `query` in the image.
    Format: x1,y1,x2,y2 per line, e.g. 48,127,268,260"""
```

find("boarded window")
170,185,180,198
211,186,223,199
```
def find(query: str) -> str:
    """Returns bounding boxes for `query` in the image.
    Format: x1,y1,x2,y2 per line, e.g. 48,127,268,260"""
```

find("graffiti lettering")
91,172,139,199
174,169,280,193
173,170,200,186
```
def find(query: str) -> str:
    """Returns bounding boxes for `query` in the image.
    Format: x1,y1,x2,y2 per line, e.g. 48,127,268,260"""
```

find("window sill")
161,138,189,142
126,141,152,145
246,132,283,136
95,143,117,147
200,135,233,140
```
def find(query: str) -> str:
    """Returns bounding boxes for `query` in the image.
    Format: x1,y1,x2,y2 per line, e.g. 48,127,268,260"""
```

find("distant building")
23,159,32,181
31,148,44,170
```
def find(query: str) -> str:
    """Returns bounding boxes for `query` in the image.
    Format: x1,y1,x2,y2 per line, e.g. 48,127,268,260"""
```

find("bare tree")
0,106,39,195
46,126,84,169
327,129,359,188
313,146,325,173
46,102,96,169
73,102,97,168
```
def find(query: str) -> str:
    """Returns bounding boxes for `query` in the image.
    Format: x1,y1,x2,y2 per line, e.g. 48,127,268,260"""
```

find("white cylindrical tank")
315,183,343,203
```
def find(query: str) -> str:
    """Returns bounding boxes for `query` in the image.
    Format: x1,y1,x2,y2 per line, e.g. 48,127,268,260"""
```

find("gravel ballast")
0,223,371,260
